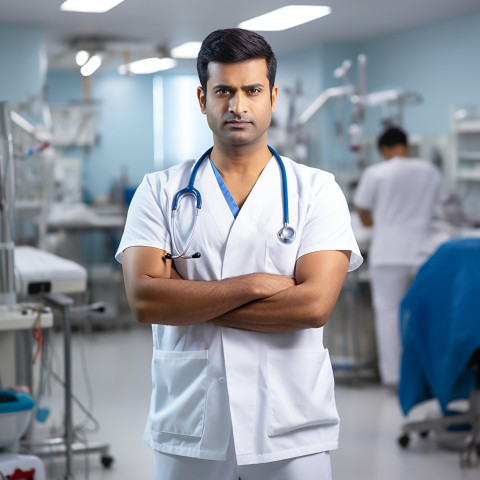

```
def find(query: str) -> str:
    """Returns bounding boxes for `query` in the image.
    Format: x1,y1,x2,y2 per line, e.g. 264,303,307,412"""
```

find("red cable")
32,310,45,365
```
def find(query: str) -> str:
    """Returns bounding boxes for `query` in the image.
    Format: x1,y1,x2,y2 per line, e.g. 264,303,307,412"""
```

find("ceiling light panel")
171,42,202,59
238,5,332,31
118,57,178,75
60,0,125,13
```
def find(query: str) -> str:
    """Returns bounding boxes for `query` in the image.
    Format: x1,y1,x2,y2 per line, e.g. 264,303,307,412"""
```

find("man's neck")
384,145,410,160
210,139,272,176
209,139,273,208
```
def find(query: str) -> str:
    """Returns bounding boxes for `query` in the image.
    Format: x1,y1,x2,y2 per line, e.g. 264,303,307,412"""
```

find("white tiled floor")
25,324,479,480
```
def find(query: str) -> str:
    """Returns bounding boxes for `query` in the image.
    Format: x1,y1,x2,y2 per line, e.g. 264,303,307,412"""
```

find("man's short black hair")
197,28,277,102
378,126,408,150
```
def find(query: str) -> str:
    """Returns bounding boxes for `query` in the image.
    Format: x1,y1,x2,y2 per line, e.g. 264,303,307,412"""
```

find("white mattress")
14,246,87,295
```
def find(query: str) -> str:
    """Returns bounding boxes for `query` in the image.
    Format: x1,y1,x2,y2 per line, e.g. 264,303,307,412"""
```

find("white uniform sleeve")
298,175,363,272
115,174,171,263
353,166,377,210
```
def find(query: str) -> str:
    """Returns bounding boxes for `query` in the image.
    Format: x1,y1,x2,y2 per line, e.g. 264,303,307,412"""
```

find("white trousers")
153,432,332,480
369,265,418,385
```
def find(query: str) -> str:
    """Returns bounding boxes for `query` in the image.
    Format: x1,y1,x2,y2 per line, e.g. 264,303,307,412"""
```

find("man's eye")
217,89,230,95
249,88,261,94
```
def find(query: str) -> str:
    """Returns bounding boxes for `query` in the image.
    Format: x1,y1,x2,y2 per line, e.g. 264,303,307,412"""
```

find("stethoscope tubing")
272,145,290,226
165,145,295,259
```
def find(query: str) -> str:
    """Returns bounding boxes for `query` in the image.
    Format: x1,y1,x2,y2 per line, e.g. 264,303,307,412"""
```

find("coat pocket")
264,238,298,276
150,350,208,438
267,348,339,437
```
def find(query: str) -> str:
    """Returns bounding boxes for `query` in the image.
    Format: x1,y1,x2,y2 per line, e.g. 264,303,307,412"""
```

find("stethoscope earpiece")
165,145,296,259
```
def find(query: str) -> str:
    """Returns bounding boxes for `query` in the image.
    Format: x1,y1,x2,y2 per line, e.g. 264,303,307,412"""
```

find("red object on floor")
7,468,36,480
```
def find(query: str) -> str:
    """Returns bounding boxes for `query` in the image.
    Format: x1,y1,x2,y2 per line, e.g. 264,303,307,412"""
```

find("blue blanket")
399,238,480,415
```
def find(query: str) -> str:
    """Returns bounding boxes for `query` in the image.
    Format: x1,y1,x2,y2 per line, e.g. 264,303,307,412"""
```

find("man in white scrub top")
354,126,448,387
116,28,362,480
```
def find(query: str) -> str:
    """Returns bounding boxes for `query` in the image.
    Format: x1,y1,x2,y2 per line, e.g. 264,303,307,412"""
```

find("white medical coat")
116,154,362,465
353,156,448,267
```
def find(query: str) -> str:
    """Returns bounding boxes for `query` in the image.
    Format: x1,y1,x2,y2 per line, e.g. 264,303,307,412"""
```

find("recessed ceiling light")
118,57,178,75
171,42,202,59
238,5,332,31
60,0,125,13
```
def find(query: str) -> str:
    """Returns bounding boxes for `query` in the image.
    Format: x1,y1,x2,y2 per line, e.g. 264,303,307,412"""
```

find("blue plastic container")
0,391,35,451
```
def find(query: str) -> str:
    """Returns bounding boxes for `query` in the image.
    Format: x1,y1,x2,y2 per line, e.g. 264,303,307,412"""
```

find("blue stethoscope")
164,145,296,260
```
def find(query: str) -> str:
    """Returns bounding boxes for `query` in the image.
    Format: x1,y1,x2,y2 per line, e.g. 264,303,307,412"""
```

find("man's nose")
229,92,247,115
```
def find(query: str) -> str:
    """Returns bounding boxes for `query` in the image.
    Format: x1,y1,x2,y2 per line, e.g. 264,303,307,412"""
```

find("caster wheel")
398,434,410,448
101,455,114,468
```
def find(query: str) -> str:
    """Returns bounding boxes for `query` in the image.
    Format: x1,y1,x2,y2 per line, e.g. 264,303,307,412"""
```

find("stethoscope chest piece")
278,224,296,244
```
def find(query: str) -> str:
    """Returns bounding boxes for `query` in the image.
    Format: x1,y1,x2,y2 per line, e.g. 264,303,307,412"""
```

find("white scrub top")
353,156,448,267
116,154,362,465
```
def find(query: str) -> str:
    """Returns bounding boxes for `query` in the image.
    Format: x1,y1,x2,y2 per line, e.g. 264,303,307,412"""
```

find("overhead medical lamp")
75,50,90,67
80,54,102,76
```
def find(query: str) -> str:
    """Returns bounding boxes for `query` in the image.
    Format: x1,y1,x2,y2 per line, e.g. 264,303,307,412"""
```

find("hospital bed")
397,238,480,467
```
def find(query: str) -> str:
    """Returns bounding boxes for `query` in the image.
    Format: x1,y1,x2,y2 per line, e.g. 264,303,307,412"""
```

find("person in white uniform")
353,126,448,387
116,28,362,480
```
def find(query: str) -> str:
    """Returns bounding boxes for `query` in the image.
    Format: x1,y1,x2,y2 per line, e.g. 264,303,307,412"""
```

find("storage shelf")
457,170,480,181
455,121,480,133
459,152,480,161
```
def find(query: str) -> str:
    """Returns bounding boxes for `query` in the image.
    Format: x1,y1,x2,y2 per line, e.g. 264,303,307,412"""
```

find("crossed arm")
121,246,351,333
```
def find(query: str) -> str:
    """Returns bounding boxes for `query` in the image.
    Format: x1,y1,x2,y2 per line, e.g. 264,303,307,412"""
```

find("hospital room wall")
354,9,480,137
0,24,46,107
46,70,155,200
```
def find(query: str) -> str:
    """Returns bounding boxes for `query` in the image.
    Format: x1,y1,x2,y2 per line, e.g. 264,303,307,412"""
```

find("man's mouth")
226,119,251,127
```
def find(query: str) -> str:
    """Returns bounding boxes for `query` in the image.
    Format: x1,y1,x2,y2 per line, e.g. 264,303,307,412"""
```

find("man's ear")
271,85,278,112
379,145,390,159
197,87,206,114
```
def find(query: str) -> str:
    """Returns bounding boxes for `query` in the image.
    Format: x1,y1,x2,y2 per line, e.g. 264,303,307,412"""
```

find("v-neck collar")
208,155,275,218
195,154,277,242
209,160,240,218
232,156,275,223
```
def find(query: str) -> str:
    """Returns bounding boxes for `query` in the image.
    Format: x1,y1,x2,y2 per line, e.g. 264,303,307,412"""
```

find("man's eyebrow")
212,83,265,90
242,83,264,90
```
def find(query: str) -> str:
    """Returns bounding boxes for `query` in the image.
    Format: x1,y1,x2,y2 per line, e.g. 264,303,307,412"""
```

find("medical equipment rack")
21,293,114,479
328,262,379,383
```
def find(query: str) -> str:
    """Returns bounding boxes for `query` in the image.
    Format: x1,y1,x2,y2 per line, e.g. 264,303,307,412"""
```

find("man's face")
197,58,278,148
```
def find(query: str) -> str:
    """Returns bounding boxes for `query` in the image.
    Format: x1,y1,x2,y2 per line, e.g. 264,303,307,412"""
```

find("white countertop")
0,305,53,331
